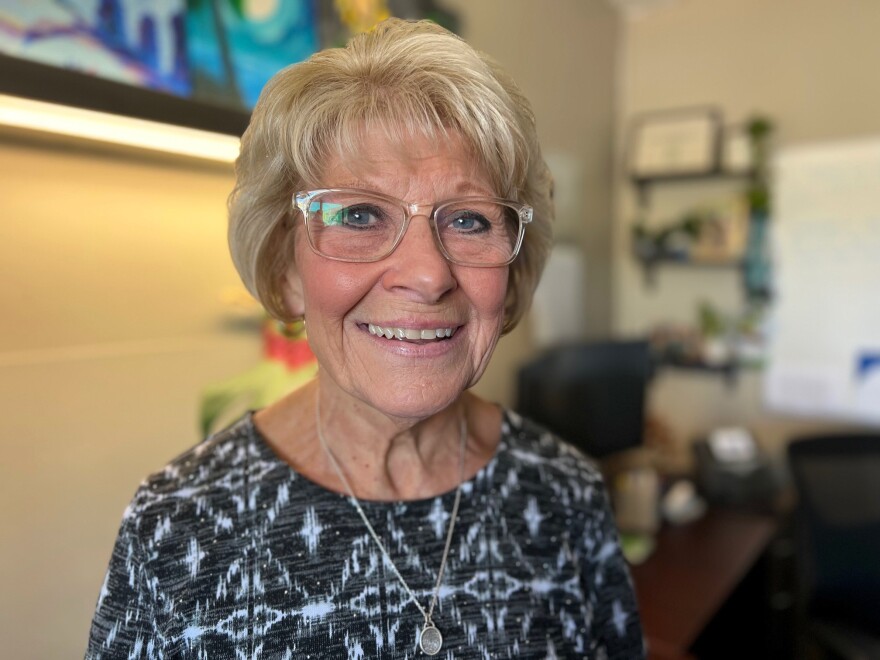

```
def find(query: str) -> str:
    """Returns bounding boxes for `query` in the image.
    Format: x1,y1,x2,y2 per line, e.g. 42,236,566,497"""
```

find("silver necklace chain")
314,395,465,655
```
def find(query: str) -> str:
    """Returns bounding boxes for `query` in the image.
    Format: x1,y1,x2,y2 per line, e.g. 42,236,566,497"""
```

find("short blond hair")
228,18,553,334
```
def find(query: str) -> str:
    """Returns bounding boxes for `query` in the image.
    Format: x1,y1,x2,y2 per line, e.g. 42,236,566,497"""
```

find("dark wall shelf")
655,356,739,384
632,168,755,186
632,169,757,384
634,249,744,286
631,170,751,284
632,169,755,210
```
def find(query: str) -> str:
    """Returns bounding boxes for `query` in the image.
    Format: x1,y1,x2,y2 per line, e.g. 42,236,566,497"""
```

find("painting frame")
0,53,249,135
0,1,322,137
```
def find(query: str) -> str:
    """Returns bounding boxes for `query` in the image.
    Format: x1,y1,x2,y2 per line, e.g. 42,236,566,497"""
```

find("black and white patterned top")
86,410,644,659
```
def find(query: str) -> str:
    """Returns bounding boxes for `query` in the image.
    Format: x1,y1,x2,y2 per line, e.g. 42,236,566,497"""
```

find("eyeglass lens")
305,191,521,265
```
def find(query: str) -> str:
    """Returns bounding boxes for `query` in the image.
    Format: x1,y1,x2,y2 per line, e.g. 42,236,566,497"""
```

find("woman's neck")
254,380,500,501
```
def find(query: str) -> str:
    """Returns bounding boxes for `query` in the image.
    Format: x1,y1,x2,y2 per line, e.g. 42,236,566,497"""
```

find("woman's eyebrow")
317,181,495,198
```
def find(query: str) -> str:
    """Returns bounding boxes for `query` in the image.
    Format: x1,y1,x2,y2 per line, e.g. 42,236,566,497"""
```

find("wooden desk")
630,508,777,660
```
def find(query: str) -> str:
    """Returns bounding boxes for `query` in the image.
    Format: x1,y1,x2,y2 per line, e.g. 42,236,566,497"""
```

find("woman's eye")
449,212,490,232
335,204,383,228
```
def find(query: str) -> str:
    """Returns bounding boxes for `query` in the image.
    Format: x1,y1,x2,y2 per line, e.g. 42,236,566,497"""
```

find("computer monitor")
515,340,652,458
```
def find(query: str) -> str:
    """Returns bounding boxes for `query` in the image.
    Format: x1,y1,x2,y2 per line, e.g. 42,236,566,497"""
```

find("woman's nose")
381,216,457,302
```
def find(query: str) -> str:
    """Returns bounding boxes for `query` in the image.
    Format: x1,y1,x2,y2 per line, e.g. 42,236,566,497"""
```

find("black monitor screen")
516,340,651,459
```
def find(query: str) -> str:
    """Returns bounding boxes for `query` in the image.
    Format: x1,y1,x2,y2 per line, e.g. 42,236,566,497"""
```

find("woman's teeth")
368,324,454,341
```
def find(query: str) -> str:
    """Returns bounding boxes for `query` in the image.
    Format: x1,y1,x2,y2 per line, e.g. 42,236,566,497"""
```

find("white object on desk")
661,479,707,526
708,426,758,464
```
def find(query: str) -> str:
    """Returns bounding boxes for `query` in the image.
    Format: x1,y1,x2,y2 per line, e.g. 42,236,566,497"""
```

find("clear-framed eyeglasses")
292,188,533,267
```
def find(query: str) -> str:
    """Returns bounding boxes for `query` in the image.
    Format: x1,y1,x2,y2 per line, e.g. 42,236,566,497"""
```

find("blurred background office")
1,0,878,657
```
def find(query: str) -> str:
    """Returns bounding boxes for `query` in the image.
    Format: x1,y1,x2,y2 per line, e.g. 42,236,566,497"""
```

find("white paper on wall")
531,243,587,349
765,136,880,426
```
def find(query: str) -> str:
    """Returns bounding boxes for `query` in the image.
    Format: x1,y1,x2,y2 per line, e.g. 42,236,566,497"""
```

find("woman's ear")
280,265,305,319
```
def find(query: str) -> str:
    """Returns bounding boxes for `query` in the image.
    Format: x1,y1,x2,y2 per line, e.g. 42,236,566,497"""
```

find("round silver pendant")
419,623,443,655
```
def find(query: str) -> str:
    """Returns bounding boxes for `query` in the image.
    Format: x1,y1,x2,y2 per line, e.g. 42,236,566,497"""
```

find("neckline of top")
242,409,514,506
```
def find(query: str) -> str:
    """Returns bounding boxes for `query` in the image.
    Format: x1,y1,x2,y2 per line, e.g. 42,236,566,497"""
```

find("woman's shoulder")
499,408,605,488
148,414,258,484
125,413,273,520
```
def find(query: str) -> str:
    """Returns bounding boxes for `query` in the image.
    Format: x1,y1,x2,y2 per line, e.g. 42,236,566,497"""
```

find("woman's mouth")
366,323,456,342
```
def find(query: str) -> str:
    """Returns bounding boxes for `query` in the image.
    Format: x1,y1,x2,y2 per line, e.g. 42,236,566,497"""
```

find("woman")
87,19,643,659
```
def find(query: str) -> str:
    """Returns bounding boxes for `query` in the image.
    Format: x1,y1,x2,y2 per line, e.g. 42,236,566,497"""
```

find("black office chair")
515,340,651,458
787,434,880,659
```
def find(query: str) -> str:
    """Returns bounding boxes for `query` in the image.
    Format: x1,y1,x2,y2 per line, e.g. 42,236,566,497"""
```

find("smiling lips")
367,323,456,342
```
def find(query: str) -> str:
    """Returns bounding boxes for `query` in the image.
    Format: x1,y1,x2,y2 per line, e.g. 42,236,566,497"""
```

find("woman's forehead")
316,129,491,192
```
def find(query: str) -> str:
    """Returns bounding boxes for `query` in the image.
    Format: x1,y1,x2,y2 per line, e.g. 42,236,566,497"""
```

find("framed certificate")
721,123,754,175
628,107,722,179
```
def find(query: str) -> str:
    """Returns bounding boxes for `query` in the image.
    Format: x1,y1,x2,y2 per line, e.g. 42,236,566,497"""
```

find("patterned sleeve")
586,484,646,659
85,494,166,659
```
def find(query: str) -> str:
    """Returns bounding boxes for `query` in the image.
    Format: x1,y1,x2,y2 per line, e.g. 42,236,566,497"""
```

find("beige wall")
0,3,621,657
613,0,880,454
0,134,260,658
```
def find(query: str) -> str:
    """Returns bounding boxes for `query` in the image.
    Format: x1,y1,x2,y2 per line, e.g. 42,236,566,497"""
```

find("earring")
279,317,306,339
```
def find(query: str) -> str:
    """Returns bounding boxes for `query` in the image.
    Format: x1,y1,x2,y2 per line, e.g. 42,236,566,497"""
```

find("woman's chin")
362,389,466,424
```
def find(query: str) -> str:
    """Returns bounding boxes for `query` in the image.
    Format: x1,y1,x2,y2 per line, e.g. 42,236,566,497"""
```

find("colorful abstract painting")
186,0,318,110
0,0,318,111
0,1,191,96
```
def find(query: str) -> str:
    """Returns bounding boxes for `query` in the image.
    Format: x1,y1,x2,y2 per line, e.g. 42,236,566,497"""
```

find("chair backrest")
787,434,880,631
515,340,651,458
